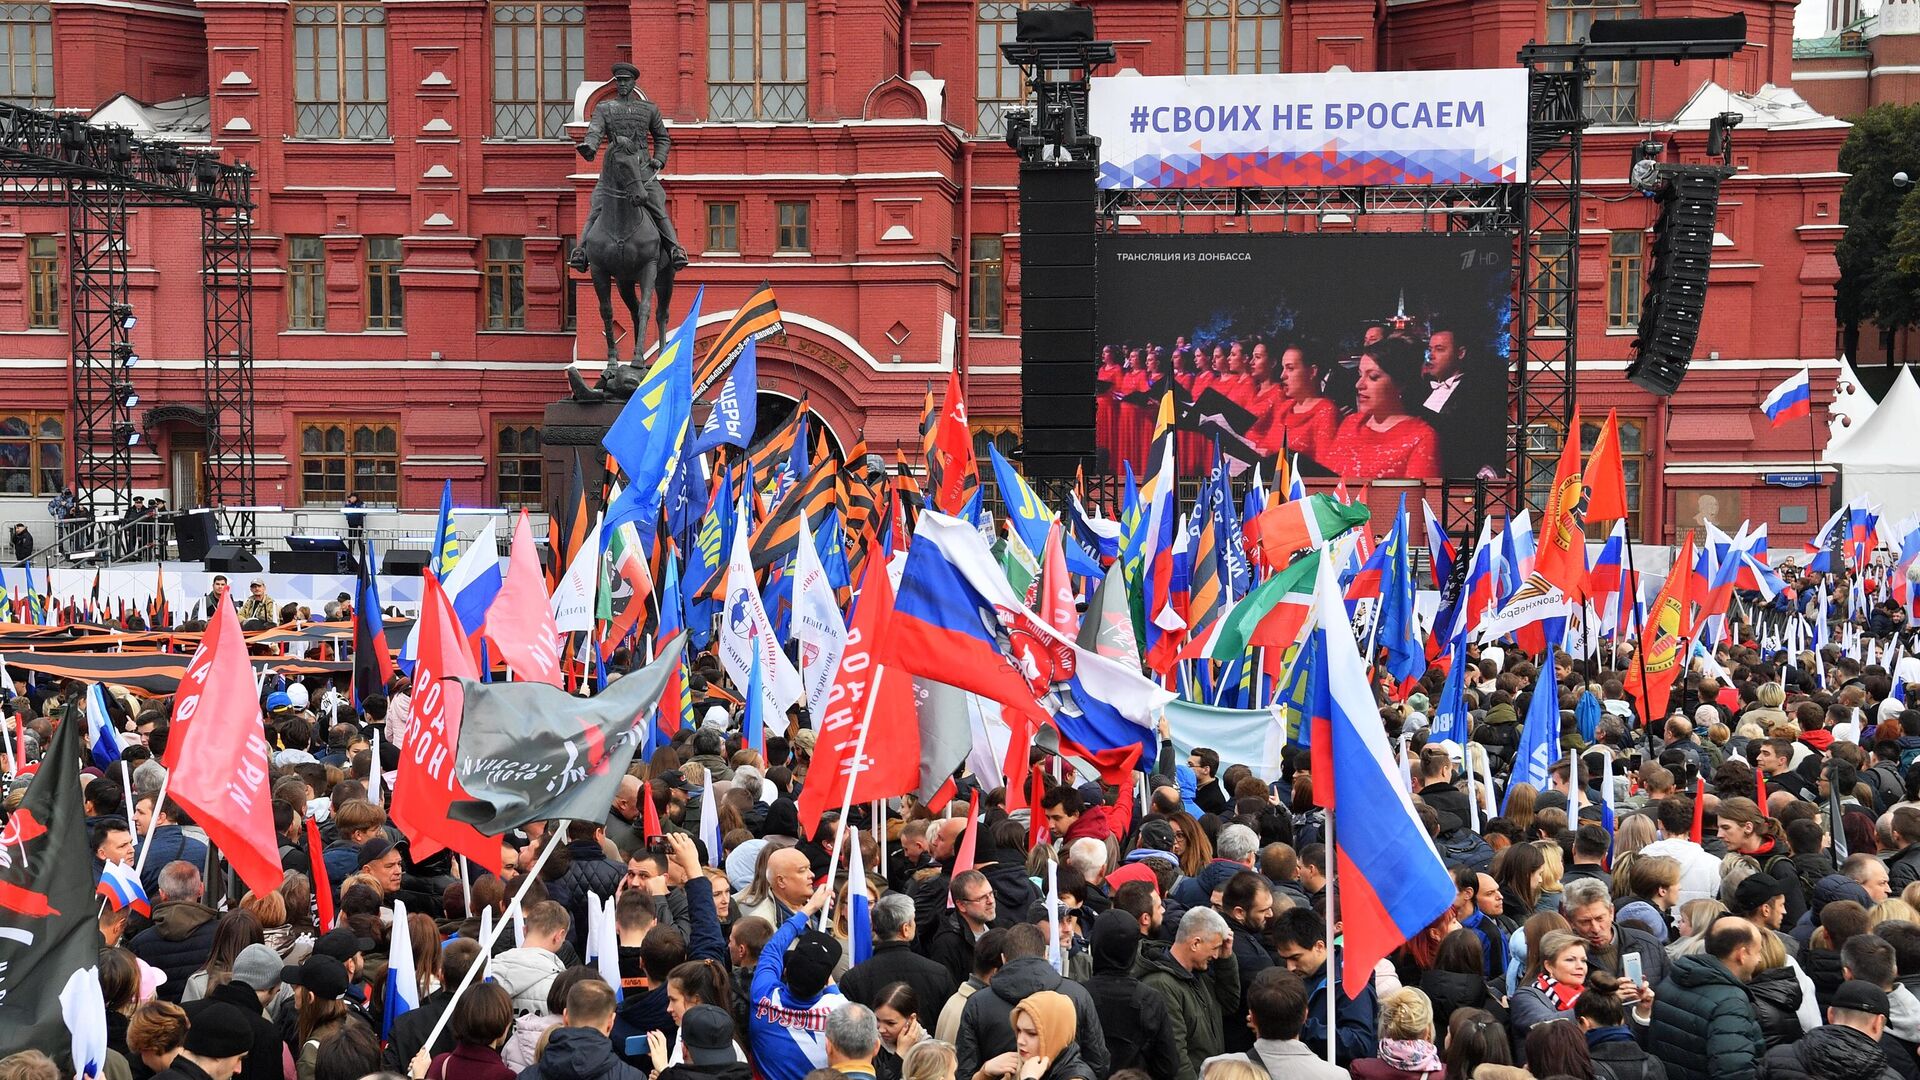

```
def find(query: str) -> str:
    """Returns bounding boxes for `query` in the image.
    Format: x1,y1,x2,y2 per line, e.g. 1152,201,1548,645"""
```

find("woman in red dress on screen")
1113,347,1155,476
1251,344,1339,466
1096,345,1123,470
1327,335,1441,480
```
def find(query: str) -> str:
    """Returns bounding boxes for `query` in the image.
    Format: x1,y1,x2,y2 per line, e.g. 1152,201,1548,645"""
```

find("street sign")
1764,472,1822,488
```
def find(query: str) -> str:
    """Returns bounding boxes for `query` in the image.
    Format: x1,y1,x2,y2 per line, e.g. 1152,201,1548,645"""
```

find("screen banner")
1094,233,1515,482
1090,69,1529,190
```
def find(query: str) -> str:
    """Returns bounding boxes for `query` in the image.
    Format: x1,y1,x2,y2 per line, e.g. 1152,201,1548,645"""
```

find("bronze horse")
567,165,677,402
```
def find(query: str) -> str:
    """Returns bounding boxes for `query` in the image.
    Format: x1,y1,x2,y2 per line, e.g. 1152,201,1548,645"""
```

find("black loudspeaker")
381,548,432,577
1589,15,1746,49
174,510,217,562
205,544,263,574
269,549,347,575
1016,7,1093,42
1019,160,1099,480
1627,166,1728,396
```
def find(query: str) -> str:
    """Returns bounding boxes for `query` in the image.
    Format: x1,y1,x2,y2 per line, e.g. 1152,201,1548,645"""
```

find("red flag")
162,591,282,897
1003,717,1035,814
1583,410,1630,525
1755,768,1767,808
949,789,981,904
642,777,662,842
390,572,507,876
1028,765,1050,850
1624,531,1695,726
931,369,977,515
305,815,335,932
795,559,922,839
1534,420,1588,599
1039,522,1077,639
482,510,564,686
1690,776,1706,845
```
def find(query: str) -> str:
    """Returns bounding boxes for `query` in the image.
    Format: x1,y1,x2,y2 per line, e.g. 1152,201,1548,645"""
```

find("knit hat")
230,943,284,992
183,1002,256,1057
783,928,842,999
1010,989,1078,1060
1102,861,1160,894
1733,872,1787,915
701,705,731,733
1089,909,1143,976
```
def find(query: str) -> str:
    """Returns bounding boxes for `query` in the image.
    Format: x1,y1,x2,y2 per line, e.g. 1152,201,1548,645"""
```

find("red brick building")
0,0,1850,545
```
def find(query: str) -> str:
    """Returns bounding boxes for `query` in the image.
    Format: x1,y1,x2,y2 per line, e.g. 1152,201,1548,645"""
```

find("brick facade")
0,0,1849,545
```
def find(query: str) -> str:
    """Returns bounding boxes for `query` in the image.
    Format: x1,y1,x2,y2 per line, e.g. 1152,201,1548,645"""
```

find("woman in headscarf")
977,989,1098,1080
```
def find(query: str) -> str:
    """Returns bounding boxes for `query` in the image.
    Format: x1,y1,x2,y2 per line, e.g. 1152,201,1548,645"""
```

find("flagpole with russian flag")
1761,367,1820,538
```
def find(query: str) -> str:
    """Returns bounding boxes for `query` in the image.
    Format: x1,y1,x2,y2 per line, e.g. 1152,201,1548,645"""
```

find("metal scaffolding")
0,103,255,537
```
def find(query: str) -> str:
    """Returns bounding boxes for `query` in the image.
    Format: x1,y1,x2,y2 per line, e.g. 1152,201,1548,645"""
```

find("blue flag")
604,287,702,541
430,479,459,578
1376,496,1423,684
691,337,758,454
1507,623,1566,804
743,643,764,755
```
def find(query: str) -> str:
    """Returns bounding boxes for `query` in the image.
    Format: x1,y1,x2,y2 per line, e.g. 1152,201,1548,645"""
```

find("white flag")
792,514,848,720
550,514,604,634
60,965,107,1080
719,489,801,718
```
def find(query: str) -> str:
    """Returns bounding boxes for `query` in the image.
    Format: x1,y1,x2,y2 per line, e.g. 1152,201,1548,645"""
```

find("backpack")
1439,827,1495,875
1869,761,1907,812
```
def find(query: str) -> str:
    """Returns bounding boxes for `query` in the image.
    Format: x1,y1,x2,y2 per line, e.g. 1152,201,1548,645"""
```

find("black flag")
0,705,104,1056
449,633,686,834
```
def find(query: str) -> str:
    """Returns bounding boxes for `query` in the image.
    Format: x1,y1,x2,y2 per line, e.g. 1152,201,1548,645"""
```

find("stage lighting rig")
998,6,1113,165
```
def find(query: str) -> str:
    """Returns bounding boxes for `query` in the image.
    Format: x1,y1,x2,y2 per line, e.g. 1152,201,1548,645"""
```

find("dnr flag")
693,282,783,398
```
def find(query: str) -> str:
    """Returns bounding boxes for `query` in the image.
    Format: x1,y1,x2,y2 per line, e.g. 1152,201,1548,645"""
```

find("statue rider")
569,62,689,272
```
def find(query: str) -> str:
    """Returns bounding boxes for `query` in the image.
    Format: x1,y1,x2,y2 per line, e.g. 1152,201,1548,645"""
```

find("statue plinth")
541,398,622,512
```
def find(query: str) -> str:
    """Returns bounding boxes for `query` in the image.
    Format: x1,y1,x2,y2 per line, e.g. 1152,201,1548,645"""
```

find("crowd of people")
1095,323,1504,482
10,580,1920,1080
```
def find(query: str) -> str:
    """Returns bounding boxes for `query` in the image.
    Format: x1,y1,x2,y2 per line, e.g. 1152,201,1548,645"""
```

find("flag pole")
1323,809,1338,1068
131,769,173,878
821,663,887,928
1622,537,1657,763
421,833,562,1053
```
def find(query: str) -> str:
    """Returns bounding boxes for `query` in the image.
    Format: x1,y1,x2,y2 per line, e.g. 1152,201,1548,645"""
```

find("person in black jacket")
955,924,1109,1080
926,870,998,987
1757,980,1903,1080
1574,973,1666,1080
547,821,626,956
840,892,956,1016
1221,870,1277,1053
384,939,481,1073
522,979,648,1080
182,944,293,1080
1085,909,1180,1077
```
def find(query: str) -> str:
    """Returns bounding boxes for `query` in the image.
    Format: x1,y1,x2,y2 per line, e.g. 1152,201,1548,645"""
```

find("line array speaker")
1019,160,1098,480
1627,166,1729,396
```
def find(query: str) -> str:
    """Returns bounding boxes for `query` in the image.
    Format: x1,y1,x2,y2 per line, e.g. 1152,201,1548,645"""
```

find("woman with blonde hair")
1747,925,1806,1049
1532,841,1565,911
903,1038,959,1080
1506,911,1570,997
1608,815,1655,880
1352,988,1443,1080
1202,1061,1271,1080
1666,899,1729,958
1870,897,1920,929
1511,930,1588,1048
1504,784,1538,838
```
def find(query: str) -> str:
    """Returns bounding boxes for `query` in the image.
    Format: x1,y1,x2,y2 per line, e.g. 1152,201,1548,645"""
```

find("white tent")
1826,365,1920,519
1827,356,1877,452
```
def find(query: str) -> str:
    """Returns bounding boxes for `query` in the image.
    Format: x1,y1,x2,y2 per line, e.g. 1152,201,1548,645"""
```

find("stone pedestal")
542,398,623,512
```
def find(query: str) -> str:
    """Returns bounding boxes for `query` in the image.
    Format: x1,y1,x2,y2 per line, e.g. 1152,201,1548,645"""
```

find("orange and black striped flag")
843,468,879,548
693,282,783,398
549,453,591,592
747,460,837,570
746,398,806,493
917,382,941,500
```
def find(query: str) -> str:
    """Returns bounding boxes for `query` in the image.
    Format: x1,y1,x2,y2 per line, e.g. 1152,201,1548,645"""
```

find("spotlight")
112,342,139,367
109,129,133,163
1897,171,1913,190
192,155,221,185
58,117,87,152
112,422,139,447
111,382,139,408
109,303,135,330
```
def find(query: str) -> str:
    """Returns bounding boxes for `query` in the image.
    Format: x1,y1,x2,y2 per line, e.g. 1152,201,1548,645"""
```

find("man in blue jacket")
749,884,850,1080
1270,907,1378,1064
132,793,207,897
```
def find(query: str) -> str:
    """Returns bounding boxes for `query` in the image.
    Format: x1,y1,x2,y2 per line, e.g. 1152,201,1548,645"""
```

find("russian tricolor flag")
85,683,121,770
1303,552,1456,998
1761,368,1812,427
96,860,149,916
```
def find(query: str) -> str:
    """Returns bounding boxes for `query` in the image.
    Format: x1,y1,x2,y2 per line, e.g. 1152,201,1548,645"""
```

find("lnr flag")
0,707,102,1059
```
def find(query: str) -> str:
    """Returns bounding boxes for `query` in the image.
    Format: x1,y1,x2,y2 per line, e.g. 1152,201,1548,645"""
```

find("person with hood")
491,900,571,1015
956,923,1110,1080
647,1002,753,1080
1615,856,1683,945
1648,917,1767,1080
1472,690,1523,773
1172,824,1261,909
749,884,851,1080
970,989,1098,1080
1041,785,1124,848
128,861,222,1003
1133,905,1241,1080
1574,973,1665,1080
1085,909,1179,1077
1757,980,1904,1080
519,978,647,1080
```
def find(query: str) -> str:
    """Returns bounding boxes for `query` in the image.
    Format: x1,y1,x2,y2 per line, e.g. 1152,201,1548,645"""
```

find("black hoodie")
1085,910,1180,1078
518,1026,648,1080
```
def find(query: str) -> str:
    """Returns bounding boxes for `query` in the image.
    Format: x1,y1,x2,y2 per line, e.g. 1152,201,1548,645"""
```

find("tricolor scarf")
1535,970,1582,1011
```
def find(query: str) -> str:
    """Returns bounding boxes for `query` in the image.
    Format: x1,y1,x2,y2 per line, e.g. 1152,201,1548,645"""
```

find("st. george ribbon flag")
449,633,687,834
